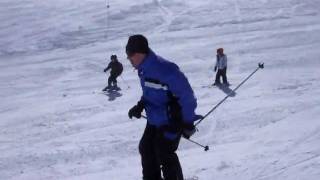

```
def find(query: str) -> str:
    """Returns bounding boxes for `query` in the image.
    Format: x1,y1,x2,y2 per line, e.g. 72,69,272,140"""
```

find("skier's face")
127,53,137,68
127,52,145,68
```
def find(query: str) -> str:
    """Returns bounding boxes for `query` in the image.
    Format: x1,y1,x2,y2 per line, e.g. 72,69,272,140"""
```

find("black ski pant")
108,73,119,87
139,123,183,180
215,67,228,84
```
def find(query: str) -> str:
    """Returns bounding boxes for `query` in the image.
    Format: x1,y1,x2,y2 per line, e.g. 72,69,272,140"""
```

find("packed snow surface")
1,0,320,179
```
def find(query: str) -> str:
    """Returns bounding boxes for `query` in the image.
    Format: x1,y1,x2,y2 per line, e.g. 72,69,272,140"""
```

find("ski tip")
258,63,264,69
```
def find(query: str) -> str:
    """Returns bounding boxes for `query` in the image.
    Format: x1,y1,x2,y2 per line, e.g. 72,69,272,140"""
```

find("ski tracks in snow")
153,0,192,33
255,153,320,180
252,113,320,180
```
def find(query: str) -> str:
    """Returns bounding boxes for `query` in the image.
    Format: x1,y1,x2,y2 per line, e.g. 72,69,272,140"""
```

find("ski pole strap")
195,63,264,126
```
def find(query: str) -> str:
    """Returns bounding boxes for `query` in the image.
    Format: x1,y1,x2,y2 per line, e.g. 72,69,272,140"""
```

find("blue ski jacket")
137,50,197,128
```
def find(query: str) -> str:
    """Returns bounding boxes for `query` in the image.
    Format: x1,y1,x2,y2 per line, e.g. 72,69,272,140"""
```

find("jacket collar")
138,50,157,72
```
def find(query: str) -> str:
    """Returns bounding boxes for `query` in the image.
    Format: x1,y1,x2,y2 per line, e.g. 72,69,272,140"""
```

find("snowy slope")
1,0,320,179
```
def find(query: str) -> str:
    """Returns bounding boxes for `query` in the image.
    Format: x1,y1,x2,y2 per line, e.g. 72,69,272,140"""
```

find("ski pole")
105,0,110,39
140,115,209,151
186,138,209,151
195,63,264,127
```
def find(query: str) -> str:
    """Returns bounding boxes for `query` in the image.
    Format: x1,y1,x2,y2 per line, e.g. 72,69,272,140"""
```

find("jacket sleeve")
105,63,111,71
106,62,112,71
164,66,197,124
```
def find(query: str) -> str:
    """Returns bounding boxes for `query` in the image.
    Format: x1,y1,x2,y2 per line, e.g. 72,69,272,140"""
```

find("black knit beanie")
126,34,149,55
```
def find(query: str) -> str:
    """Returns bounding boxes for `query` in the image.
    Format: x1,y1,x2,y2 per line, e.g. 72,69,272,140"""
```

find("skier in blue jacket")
126,34,202,180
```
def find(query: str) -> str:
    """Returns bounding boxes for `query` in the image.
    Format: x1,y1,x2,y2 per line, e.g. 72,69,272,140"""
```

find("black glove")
214,66,217,72
194,114,204,121
182,123,196,139
128,100,144,119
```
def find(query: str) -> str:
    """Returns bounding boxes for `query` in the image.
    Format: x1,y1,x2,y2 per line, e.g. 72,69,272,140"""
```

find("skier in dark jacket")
126,34,202,180
103,55,123,91
214,48,229,86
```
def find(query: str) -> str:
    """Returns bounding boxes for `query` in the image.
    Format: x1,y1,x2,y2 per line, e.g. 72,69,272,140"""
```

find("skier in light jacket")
214,48,229,86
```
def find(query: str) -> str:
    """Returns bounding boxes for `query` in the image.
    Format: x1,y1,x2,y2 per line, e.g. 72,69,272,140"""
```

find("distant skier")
214,48,229,86
126,34,202,180
103,55,123,91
